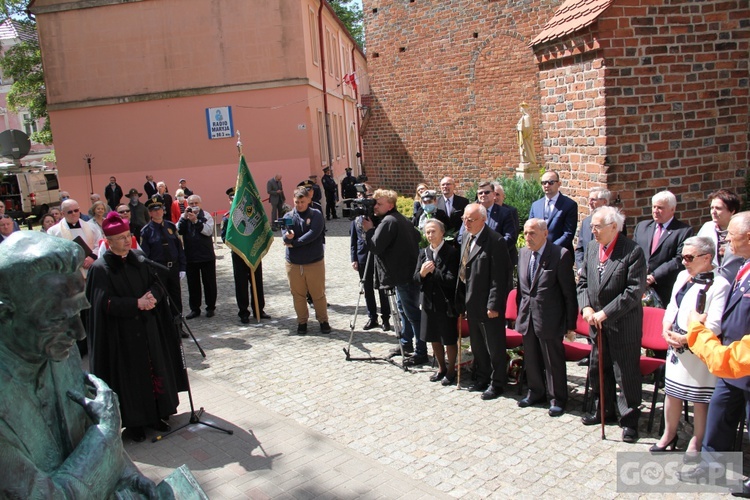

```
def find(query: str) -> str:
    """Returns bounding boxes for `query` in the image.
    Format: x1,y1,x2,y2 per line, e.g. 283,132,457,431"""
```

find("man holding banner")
224,155,274,323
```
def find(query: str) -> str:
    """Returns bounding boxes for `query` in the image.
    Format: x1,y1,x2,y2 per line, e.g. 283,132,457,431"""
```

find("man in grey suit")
267,174,285,230
516,219,578,417
632,190,692,305
578,206,646,443
455,203,510,400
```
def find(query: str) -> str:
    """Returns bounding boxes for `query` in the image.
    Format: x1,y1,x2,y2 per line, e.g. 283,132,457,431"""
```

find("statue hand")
67,373,121,436
116,472,158,499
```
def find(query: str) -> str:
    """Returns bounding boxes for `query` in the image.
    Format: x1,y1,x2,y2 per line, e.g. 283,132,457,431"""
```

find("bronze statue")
0,232,158,498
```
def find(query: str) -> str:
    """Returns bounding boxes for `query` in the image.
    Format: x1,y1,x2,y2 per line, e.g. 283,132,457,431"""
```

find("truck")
0,165,60,221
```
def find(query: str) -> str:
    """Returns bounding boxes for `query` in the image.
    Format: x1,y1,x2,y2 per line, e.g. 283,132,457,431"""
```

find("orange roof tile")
530,0,614,46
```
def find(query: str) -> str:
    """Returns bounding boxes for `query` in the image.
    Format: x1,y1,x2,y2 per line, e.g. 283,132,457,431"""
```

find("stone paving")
124,218,745,499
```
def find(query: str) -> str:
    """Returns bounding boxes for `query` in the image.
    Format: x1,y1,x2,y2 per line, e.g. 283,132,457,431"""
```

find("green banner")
225,155,273,270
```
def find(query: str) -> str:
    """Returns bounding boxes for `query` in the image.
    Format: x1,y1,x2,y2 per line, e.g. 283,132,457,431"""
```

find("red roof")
0,19,36,43
530,0,614,46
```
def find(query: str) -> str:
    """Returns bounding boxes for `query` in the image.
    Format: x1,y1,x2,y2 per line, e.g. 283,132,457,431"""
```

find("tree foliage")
328,0,364,49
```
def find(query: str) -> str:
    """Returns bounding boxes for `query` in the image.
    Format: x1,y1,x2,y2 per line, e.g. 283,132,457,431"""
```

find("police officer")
321,166,338,220
140,200,187,336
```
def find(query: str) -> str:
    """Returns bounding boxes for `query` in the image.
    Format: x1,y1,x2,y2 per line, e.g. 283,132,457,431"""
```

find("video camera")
342,183,375,219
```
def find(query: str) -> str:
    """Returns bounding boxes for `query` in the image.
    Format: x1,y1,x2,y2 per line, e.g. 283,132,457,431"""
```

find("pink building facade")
29,0,368,213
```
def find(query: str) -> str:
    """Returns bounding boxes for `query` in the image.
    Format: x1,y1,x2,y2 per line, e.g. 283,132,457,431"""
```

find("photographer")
362,189,425,365
177,195,217,319
283,188,331,335
350,184,391,331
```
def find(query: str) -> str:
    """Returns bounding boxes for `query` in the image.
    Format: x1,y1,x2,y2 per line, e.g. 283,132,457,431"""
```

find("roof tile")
530,0,614,46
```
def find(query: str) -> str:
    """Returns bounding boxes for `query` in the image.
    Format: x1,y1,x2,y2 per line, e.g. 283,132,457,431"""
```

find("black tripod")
142,262,233,442
343,252,407,371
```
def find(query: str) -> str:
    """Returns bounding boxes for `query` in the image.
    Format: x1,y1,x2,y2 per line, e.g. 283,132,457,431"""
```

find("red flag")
344,73,358,92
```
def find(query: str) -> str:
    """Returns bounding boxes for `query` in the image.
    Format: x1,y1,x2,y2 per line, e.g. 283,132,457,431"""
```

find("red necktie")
651,223,663,255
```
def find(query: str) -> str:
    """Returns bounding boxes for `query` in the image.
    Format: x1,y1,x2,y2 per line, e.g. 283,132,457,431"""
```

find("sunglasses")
477,190,492,195
682,253,708,263
66,208,80,215
541,180,558,186
117,209,131,214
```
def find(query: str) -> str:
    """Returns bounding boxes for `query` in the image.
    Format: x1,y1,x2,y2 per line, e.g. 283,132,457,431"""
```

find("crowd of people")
3,168,750,494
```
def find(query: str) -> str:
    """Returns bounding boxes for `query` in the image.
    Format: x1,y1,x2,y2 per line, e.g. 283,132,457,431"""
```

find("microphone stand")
145,265,233,442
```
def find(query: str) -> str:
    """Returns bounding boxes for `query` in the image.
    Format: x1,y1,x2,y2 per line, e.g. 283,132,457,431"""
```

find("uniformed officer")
321,166,338,220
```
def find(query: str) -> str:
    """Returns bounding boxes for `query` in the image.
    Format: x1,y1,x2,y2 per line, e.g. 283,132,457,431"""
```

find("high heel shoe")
650,435,678,452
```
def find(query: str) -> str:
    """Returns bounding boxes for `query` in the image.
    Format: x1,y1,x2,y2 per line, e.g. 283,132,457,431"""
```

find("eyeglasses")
66,208,80,215
117,209,131,214
477,190,492,195
682,253,709,263
590,223,613,231
541,180,558,186
462,217,480,223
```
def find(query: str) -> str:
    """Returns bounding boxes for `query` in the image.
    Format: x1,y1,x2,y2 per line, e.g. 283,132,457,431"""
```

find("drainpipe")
318,1,333,173
350,46,362,171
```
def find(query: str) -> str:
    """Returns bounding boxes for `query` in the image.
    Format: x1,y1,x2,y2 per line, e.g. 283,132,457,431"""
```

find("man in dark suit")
143,175,158,199
494,184,519,235
633,190,692,306
104,176,123,211
578,206,646,443
575,188,628,275
516,218,577,417
456,203,510,400
528,170,577,253
436,176,470,233
679,211,750,489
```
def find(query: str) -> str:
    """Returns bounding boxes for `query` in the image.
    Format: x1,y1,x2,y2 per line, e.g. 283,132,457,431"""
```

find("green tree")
328,0,364,49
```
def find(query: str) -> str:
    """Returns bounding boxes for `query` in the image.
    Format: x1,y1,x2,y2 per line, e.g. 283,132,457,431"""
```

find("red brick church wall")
361,0,562,195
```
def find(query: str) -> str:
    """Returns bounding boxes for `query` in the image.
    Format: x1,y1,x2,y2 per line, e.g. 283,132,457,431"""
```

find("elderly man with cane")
577,206,646,443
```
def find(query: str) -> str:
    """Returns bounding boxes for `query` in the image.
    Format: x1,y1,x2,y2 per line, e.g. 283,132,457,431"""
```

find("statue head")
0,232,89,364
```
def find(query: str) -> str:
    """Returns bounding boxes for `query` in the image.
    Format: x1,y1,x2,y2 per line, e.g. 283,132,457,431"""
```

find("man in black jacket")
362,189,425,365
104,176,123,210
177,195,216,319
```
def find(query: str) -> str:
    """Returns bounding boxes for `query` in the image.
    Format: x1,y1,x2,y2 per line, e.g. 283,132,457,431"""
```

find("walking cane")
456,315,463,390
597,324,606,440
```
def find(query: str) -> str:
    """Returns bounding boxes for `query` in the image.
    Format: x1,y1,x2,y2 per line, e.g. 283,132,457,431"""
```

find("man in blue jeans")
362,189,426,365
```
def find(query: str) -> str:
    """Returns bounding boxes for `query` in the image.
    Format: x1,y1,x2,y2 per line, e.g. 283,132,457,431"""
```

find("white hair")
652,190,676,209
592,206,625,232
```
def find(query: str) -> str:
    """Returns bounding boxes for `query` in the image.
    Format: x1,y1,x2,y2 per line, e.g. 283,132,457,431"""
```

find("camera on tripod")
342,183,375,219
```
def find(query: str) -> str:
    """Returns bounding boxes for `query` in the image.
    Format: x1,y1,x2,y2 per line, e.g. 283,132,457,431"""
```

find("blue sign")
206,106,234,139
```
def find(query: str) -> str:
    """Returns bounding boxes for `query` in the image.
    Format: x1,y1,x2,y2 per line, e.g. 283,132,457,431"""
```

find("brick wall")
534,0,749,229
361,0,562,196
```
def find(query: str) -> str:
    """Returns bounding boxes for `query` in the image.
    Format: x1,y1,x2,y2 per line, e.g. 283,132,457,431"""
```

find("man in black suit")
528,171,577,253
104,176,123,211
516,218,577,417
143,175,158,199
632,190,693,306
456,203,510,400
436,176,470,233
494,184,519,234
578,206,646,443
575,188,628,276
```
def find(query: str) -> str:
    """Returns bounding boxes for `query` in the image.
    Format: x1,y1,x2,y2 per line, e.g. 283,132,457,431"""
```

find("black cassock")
85,250,188,428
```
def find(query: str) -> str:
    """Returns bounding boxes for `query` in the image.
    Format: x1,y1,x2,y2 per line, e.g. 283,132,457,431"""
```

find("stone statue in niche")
0,232,205,499
517,101,538,171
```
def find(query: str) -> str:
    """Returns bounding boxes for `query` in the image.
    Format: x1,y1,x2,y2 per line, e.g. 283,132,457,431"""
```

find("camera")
693,271,714,314
275,217,294,229
342,183,375,219
186,206,199,214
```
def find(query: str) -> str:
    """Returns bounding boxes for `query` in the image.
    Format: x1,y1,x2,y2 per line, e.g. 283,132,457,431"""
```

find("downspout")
318,1,333,172
350,46,362,171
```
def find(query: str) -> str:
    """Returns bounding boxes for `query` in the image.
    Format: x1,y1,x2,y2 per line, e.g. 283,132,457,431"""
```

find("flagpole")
237,130,242,156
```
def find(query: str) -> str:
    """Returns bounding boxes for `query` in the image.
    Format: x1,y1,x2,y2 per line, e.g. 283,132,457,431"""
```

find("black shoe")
430,370,447,382
388,345,414,358
549,404,565,417
363,318,380,330
683,451,701,464
382,319,391,331
403,354,429,366
650,435,678,452
469,383,489,393
240,316,250,324
297,323,307,335
518,393,545,408
622,427,639,444
185,311,200,320
320,322,332,334
180,330,189,339
577,357,589,366
581,412,618,426
441,373,457,386
677,465,711,483
259,311,272,319
205,309,215,318
332,216,338,219
733,479,750,498
481,386,503,400
125,426,146,442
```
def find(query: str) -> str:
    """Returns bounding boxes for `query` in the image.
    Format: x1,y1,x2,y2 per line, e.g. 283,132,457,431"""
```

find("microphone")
135,253,170,272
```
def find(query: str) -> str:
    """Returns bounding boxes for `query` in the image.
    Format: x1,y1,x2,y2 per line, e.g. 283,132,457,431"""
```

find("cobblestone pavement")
125,218,744,498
